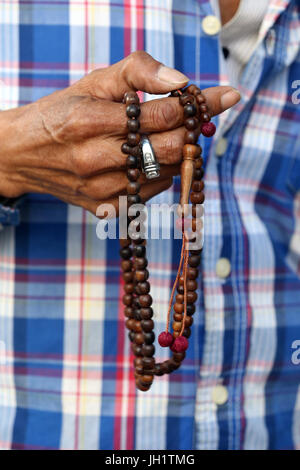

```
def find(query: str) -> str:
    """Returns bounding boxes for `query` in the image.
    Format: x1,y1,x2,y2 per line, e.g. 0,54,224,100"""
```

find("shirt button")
216,258,231,278
202,15,221,36
215,137,228,157
212,385,229,406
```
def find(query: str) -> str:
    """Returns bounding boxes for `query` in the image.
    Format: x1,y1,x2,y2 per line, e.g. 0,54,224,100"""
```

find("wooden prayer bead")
134,320,142,333
182,327,191,338
140,375,154,385
143,331,155,344
183,144,198,160
140,307,153,320
188,254,201,267
172,352,186,363
179,94,195,106
136,379,150,392
174,313,183,322
187,267,198,280
195,157,204,168
134,258,148,269
176,294,184,303
127,169,140,181
126,155,139,169
184,316,193,327
154,363,164,376
196,94,205,104
187,279,197,291
125,307,134,318
134,333,144,345
127,118,140,132
186,84,198,95
192,204,204,218
123,271,134,282
141,319,154,332
184,103,197,117
135,270,149,282
124,283,134,294
190,192,205,204
126,319,135,330
137,281,150,294
172,321,182,332
121,260,132,272
193,168,204,180
187,291,197,304
187,305,196,316
142,344,155,357
123,294,133,306
127,132,140,146
120,247,132,260
184,130,197,144
200,112,210,122
139,294,152,308
127,194,141,205
124,91,139,105
192,218,203,232
142,357,155,370
127,182,140,195
120,238,131,248
174,302,184,314
192,180,204,192
199,103,208,113
184,117,199,130
126,104,140,118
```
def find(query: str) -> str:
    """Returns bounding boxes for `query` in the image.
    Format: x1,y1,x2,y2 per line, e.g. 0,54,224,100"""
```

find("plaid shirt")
0,0,300,450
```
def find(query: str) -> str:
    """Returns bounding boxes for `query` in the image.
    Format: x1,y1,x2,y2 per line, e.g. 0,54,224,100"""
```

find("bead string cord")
120,84,216,391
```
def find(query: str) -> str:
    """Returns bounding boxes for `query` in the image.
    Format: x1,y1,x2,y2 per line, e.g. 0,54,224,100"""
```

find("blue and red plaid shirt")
0,0,300,450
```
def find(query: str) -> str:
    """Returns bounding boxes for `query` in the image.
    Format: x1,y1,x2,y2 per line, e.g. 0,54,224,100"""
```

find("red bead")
158,331,174,347
201,122,216,137
170,336,189,353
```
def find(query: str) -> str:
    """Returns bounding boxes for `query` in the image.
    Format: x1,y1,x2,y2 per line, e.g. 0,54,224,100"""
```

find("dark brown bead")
187,267,198,280
127,194,141,205
133,297,140,308
185,316,193,327
184,130,197,144
126,155,139,169
187,279,197,291
140,307,153,320
193,168,204,180
127,132,141,147
123,294,133,306
134,333,144,345
154,363,164,376
182,327,191,338
123,271,134,282
143,331,155,344
184,103,197,117
133,245,146,257
199,103,208,113
172,321,182,332
135,270,149,282
187,304,196,316
179,275,184,286
177,285,184,295
125,318,135,330
120,247,132,260
176,294,184,303
134,320,142,333
142,344,155,357
124,283,134,294
141,319,154,332
140,374,154,385
142,357,155,370
190,192,205,204
137,281,150,294
127,182,140,195
127,118,140,132
172,351,186,363
128,331,136,342
124,91,139,105
186,84,198,95
121,260,132,272
126,104,140,118
136,379,150,392
192,180,204,192
174,302,184,314
184,117,199,130
133,308,142,321
187,291,197,304
121,142,132,155
127,169,140,181
120,238,131,248
179,94,195,106
173,331,180,338
200,112,210,122
188,254,201,268
195,157,204,168
174,313,183,322
134,357,143,368
134,258,148,270
125,306,134,318
139,294,152,308
166,359,179,372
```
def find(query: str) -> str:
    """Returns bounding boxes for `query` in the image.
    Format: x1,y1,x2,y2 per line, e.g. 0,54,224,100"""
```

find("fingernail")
157,65,189,85
221,88,241,110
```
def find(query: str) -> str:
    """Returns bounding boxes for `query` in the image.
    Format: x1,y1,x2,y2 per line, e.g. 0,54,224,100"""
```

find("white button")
216,258,231,278
202,15,221,36
216,137,228,157
212,385,228,406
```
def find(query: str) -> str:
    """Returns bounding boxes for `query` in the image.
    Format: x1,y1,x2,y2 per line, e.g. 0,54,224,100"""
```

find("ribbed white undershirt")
211,0,270,87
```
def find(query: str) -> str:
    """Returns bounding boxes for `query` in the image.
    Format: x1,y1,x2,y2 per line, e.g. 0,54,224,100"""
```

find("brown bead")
166,359,180,372
200,112,210,122
135,270,149,282
132,344,143,357
134,258,148,270
140,374,154,385
137,281,150,294
196,94,205,104
195,157,204,168
186,84,198,95
190,192,205,204
121,260,132,272
179,275,184,286
127,169,140,181
141,319,154,332
194,168,204,180
134,333,144,345
179,94,195,106
123,271,134,283
123,294,133,306
160,360,172,374
187,267,198,280
134,357,143,368
187,305,196,316
140,307,153,320
154,363,164,376
127,182,140,195
177,285,184,295
184,130,197,144
139,294,152,308
142,344,155,357
142,357,155,370
173,331,180,338
188,254,201,268
183,144,198,160
192,180,204,192
126,318,135,330
134,320,142,333
136,379,150,392
127,132,141,147
182,327,191,338
187,291,198,304
187,279,197,291
199,103,208,113
176,294,184,303
172,321,182,332
120,238,131,248
172,351,186,363
124,91,139,105
184,117,199,130
174,302,184,314
127,118,140,132
184,316,193,327
125,306,134,318
124,283,134,294
174,313,183,322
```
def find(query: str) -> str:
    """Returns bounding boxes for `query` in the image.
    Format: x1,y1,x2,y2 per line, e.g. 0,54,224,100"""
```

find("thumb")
79,51,189,101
